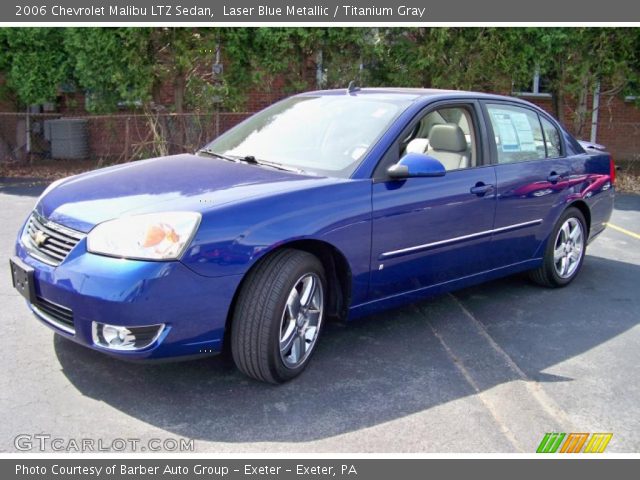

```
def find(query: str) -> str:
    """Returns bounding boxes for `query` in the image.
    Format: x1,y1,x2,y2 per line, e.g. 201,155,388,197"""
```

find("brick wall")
2,68,639,162
595,96,640,161
77,86,640,162
524,94,640,161
84,112,252,160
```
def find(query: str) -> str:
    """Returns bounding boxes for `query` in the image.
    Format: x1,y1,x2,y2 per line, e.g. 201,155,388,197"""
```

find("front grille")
33,296,75,334
24,212,84,266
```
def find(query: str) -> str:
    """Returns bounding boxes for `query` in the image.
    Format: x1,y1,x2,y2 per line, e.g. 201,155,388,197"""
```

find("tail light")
609,157,616,185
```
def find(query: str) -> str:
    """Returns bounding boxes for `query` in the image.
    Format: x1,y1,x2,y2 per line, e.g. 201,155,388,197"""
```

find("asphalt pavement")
1,178,638,453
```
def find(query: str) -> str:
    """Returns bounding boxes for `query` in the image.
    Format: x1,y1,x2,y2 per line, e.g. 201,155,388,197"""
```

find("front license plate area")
10,257,36,303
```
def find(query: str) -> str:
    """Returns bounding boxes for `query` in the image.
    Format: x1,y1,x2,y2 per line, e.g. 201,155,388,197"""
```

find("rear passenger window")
487,104,545,164
540,116,562,158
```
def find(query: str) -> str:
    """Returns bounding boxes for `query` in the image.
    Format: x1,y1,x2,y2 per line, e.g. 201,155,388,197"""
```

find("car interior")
401,107,478,170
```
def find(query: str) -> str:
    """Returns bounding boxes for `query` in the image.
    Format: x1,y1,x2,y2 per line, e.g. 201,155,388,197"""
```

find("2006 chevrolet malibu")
11,88,615,383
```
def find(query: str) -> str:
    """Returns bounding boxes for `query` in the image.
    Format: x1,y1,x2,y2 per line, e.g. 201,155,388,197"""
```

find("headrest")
429,124,467,153
406,138,429,154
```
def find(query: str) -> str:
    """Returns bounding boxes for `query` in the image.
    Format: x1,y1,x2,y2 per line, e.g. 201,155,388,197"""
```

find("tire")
230,249,326,383
529,207,587,288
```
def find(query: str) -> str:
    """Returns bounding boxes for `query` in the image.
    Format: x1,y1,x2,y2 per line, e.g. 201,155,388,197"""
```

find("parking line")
606,223,640,240
447,294,575,432
419,305,524,453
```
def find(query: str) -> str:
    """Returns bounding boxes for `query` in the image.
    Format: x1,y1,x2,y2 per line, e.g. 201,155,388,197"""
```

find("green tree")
364,28,533,92
64,28,154,113
502,28,640,133
1,27,638,123
0,28,70,106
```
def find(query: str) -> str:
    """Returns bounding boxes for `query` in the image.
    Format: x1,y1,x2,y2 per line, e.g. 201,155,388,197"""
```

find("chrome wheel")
553,217,584,279
279,273,324,369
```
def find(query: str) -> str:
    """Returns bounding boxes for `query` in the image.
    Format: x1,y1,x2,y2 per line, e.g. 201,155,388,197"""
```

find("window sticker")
490,109,537,153
491,112,519,151
509,112,537,152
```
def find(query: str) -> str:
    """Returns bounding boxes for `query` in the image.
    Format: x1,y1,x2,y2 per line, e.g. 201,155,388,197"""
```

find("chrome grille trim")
22,211,85,266
32,297,75,335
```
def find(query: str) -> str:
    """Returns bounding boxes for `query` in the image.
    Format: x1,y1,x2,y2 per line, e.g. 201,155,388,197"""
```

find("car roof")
297,87,533,106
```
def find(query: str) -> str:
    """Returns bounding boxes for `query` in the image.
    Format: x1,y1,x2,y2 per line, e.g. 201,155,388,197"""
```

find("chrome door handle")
547,172,561,183
470,183,494,196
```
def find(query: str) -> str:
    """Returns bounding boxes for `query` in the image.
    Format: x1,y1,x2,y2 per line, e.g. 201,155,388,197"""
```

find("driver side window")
400,106,479,171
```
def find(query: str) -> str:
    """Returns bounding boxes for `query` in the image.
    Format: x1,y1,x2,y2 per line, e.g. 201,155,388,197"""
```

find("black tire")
529,207,587,288
230,249,326,383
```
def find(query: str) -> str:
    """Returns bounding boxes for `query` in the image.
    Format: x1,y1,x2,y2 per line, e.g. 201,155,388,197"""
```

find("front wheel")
230,249,326,383
529,207,587,288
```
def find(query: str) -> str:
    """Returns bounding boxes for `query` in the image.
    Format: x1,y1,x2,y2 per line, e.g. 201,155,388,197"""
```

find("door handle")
470,182,494,196
547,172,561,183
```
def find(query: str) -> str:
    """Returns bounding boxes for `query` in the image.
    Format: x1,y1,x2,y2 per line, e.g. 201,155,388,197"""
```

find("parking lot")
1,179,639,453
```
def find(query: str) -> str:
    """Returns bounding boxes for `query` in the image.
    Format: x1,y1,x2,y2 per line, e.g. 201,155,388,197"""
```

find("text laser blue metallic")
10,88,615,383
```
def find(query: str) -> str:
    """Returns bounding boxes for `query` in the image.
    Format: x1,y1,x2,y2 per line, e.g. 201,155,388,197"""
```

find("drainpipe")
590,81,600,143
315,49,323,89
25,106,31,156
533,65,540,94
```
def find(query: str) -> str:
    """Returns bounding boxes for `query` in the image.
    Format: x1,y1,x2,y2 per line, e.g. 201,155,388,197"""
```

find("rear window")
540,115,562,158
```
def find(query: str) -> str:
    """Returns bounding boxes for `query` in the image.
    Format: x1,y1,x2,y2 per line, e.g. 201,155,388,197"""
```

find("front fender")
180,179,373,304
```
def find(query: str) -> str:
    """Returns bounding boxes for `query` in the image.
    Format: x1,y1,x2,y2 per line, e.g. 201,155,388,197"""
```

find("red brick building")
525,93,639,162
1,72,639,163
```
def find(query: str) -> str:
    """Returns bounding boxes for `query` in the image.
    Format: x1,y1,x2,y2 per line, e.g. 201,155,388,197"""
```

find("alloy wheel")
553,217,584,279
279,273,324,369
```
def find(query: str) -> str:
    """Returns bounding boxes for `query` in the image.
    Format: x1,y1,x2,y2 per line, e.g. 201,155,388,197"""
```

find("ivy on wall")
0,27,638,130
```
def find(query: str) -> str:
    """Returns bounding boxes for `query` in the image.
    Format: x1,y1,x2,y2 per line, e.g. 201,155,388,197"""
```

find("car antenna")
347,80,360,94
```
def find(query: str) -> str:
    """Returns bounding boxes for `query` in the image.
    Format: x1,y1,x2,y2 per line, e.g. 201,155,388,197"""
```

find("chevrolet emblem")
34,230,48,247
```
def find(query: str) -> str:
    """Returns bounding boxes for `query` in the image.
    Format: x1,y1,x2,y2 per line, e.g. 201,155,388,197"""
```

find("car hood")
36,154,326,232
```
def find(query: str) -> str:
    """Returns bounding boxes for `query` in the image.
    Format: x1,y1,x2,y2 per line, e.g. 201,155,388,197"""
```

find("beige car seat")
426,123,469,170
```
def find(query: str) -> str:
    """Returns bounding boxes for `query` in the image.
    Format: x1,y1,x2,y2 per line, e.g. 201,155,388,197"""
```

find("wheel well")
282,240,352,320
569,200,591,236
223,240,352,351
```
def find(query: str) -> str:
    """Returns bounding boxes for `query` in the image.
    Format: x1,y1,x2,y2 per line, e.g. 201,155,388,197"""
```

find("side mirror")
387,153,446,179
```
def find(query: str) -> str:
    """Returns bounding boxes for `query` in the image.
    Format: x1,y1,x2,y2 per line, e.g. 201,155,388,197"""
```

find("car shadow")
53,254,640,443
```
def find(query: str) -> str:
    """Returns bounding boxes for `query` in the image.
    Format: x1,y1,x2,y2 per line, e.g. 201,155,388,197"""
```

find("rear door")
482,101,577,266
369,101,497,300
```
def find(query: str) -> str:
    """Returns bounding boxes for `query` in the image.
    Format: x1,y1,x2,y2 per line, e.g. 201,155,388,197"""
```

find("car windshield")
202,95,412,177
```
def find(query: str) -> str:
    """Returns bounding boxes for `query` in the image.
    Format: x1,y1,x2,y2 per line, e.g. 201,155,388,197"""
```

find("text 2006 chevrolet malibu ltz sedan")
11,88,615,383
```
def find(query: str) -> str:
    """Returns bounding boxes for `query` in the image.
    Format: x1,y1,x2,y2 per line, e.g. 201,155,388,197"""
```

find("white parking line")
447,293,575,433
422,307,525,452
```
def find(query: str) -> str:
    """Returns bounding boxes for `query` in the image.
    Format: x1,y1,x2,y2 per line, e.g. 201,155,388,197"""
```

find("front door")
370,103,497,300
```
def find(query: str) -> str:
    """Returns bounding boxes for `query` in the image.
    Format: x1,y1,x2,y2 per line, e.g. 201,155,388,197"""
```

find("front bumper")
14,236,243,360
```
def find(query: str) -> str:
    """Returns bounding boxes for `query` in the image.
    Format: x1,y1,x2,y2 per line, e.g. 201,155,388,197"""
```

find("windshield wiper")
197,149,238,163
246,156,306,174
238,155,258,164
199,149,305,174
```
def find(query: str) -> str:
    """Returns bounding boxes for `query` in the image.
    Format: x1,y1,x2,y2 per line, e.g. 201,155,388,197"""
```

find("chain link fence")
0,111,252,165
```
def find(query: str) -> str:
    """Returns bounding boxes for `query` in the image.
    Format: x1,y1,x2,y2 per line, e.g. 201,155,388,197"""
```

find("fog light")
92,322,165,351
102,325,135,348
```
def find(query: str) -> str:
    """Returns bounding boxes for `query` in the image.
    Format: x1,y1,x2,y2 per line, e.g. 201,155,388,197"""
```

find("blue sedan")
10,88,615,383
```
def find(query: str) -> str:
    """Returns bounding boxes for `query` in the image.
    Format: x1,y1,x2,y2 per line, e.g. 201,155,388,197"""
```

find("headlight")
87,212,201,260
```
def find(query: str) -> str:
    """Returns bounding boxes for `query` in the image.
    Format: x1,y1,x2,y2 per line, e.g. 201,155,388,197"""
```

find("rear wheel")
230,249,326,383
529,207,587,288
